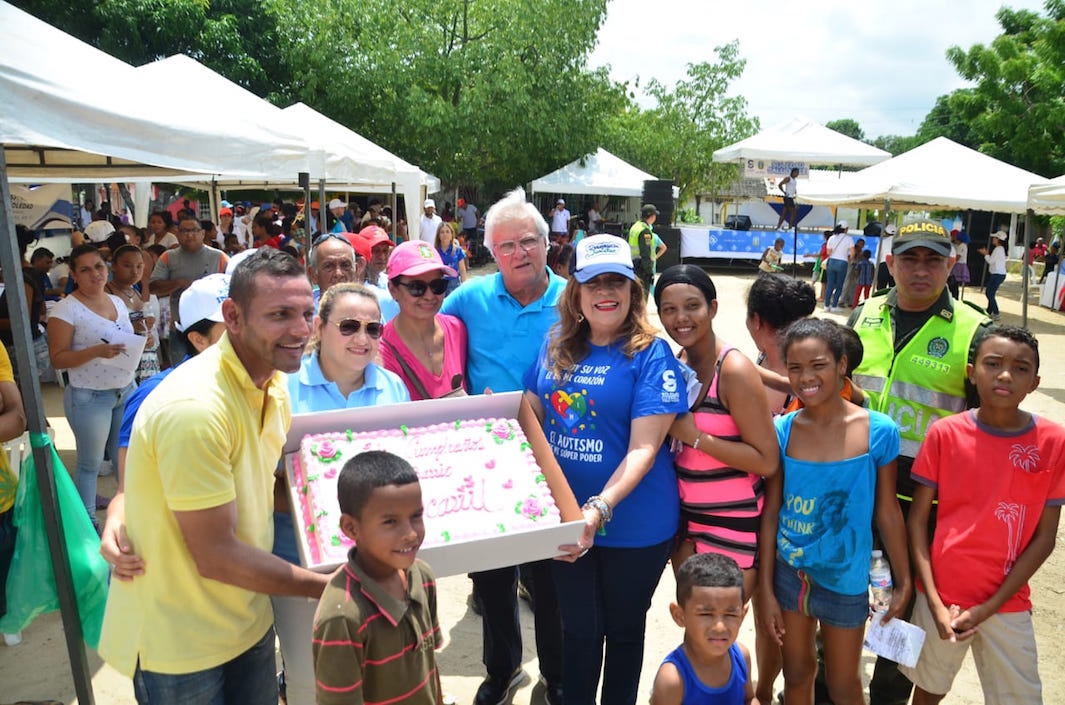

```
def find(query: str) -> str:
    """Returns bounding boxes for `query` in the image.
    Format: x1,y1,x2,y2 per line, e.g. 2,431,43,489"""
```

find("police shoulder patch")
927,337,949,358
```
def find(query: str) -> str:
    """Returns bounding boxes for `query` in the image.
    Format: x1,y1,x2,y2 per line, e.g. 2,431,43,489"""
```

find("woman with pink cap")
380,241,468,400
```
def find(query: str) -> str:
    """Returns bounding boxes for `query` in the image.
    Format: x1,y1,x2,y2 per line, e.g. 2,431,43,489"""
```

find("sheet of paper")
95,329,148,375
863,616,926,668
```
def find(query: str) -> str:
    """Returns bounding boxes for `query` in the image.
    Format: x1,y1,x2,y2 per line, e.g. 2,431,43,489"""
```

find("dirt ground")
1,267,1063,704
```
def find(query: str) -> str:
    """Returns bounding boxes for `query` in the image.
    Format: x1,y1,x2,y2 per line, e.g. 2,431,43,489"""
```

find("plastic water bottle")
869,550,893,614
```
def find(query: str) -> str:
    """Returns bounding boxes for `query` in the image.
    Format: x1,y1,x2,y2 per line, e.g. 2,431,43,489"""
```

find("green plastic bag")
0,433,109,648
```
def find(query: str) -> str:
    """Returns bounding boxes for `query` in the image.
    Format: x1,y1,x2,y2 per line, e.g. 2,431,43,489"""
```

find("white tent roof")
0,3,315,183
713,116,890,167
1028,174,1065,215
530,148,679,199
798,137,1050,214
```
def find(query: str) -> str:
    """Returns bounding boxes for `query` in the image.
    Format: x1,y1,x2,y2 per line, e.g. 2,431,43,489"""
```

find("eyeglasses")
179,227,202,235
328,318,383,339
493,235,542,257
396,278,448,297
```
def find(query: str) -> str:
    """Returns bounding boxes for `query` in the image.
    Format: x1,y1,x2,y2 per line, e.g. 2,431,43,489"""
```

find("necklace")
107,282,138,306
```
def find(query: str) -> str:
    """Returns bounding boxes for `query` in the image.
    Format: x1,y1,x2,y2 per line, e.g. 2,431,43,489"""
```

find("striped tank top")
675,346,765,569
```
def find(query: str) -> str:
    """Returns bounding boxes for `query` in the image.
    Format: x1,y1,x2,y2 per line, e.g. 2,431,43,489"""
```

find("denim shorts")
773,557,868,629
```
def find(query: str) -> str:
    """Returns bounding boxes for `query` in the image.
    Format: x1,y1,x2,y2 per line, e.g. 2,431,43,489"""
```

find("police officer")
849,219,991,705
628,204,661,295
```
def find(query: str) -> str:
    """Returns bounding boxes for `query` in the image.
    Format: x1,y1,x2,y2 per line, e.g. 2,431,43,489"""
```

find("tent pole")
391,182,398,241
1022,209,1031,327
317,179,327,240
0,150,96,704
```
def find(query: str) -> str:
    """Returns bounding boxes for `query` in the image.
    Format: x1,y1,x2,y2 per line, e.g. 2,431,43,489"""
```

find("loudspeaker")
656,227,681,270
725,215,752,231
642,180,674,225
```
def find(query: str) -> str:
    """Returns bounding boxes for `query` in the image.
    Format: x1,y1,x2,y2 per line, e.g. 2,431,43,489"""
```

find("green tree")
13,0,290,100
871,133,919,156
912,91,981,148
825,118,866,142
268,0,618,190
943,0,1065,176
603,41,759,203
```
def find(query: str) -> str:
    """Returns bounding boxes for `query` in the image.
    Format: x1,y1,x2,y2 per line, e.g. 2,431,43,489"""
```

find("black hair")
176,212,199,227
148,209,171,226
746,274,816,331
836,322,864,376
974,325,1040,373
146,243,167,258
547,242,574,272
30,247,54,263
69,242,103,269
111,244,142,263
782,317,846,363
181,317,222,352
862,249,872,259
676,553,745,605
14,224,35,258
653,264,717,308
337,450,420,517
253,212,282,236
104,231,127,253
228,246,307,308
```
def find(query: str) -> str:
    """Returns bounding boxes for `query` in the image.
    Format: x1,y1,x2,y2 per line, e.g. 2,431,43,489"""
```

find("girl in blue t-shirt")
757,318,911,705
434,221,467,296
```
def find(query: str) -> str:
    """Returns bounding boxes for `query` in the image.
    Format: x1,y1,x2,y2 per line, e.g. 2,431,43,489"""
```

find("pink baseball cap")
387,241,457,279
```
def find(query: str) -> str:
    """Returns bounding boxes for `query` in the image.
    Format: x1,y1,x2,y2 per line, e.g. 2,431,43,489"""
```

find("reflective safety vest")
852,293,987,461
628,221,652,262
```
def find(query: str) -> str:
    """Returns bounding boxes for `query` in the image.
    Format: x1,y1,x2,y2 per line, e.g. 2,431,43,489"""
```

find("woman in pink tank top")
654,265,779,599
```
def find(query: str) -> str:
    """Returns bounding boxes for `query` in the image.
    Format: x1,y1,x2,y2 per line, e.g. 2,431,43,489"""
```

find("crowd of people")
0,188,1061,705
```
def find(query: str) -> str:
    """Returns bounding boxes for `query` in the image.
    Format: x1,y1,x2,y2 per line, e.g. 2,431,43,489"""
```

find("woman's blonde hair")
546,277,658,380
307,282,381,354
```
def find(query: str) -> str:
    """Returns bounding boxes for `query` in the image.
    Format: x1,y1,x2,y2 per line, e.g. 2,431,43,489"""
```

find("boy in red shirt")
903,326,1065,705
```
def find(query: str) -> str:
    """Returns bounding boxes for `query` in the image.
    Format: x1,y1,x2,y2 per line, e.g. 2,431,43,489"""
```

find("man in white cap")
420,198,442,244
550,198,571,242
328,198,347,234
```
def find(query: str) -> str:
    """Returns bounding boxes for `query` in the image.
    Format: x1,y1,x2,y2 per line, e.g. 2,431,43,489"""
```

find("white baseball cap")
83,220,115,243
328,198,345,210
176,273,230,333
424,199,436,209
572,234,635,284
225,248,258,275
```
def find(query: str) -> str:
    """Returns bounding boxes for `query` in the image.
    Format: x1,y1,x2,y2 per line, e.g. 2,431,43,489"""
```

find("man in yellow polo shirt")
99,249,329,705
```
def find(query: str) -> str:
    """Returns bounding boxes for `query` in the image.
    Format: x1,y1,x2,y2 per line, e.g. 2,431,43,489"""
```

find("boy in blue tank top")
652,553,754,704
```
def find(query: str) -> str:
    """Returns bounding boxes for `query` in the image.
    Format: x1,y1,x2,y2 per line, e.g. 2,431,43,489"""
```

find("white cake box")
282,391,585,577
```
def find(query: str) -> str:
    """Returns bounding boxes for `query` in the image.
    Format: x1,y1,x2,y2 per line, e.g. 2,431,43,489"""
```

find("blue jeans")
552,539,671,705
825,259,848,307
64,381,136,520
133,626,278,705
985,272,1007,315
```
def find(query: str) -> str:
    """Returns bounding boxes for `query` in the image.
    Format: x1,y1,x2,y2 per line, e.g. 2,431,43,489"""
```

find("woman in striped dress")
654,265,779,598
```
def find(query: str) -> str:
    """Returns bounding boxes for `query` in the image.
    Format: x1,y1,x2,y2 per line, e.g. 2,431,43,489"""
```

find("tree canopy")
939,0,1065,176
603,41,759,203
825,118,865,142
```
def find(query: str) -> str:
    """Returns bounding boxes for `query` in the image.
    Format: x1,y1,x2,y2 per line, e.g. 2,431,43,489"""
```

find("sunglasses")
328,318,383,339
396,278,448,297
313,232,349,246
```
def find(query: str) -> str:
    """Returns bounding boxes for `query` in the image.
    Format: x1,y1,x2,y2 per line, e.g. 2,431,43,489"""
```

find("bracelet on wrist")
582,495,613,527
691,433,702,451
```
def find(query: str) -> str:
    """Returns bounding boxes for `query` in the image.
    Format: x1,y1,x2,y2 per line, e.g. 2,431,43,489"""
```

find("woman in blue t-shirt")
434,221,467,296
524,234,687,705
757,318,910,705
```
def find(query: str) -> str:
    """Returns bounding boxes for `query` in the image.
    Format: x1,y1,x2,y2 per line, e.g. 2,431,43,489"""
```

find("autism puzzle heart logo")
550,389,588,430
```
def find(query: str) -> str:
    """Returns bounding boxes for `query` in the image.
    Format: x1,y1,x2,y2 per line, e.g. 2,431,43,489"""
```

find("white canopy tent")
1028,174,1065,215
798,137,1049,213
134,56,438,237
0,4,317,184
712,116,890,166
530,148,679,199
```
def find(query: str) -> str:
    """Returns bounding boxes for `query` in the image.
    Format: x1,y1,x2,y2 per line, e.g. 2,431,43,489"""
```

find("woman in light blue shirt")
275,282,409,705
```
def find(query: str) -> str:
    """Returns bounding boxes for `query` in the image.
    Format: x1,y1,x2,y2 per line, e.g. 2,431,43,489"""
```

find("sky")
588,0,1049,139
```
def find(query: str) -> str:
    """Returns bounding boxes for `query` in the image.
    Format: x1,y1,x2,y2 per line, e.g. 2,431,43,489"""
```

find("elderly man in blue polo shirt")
441,187,566,705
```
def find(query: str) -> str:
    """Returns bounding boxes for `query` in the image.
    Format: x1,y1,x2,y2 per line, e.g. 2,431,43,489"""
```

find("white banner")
743,159,808,179
10,183,73,230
